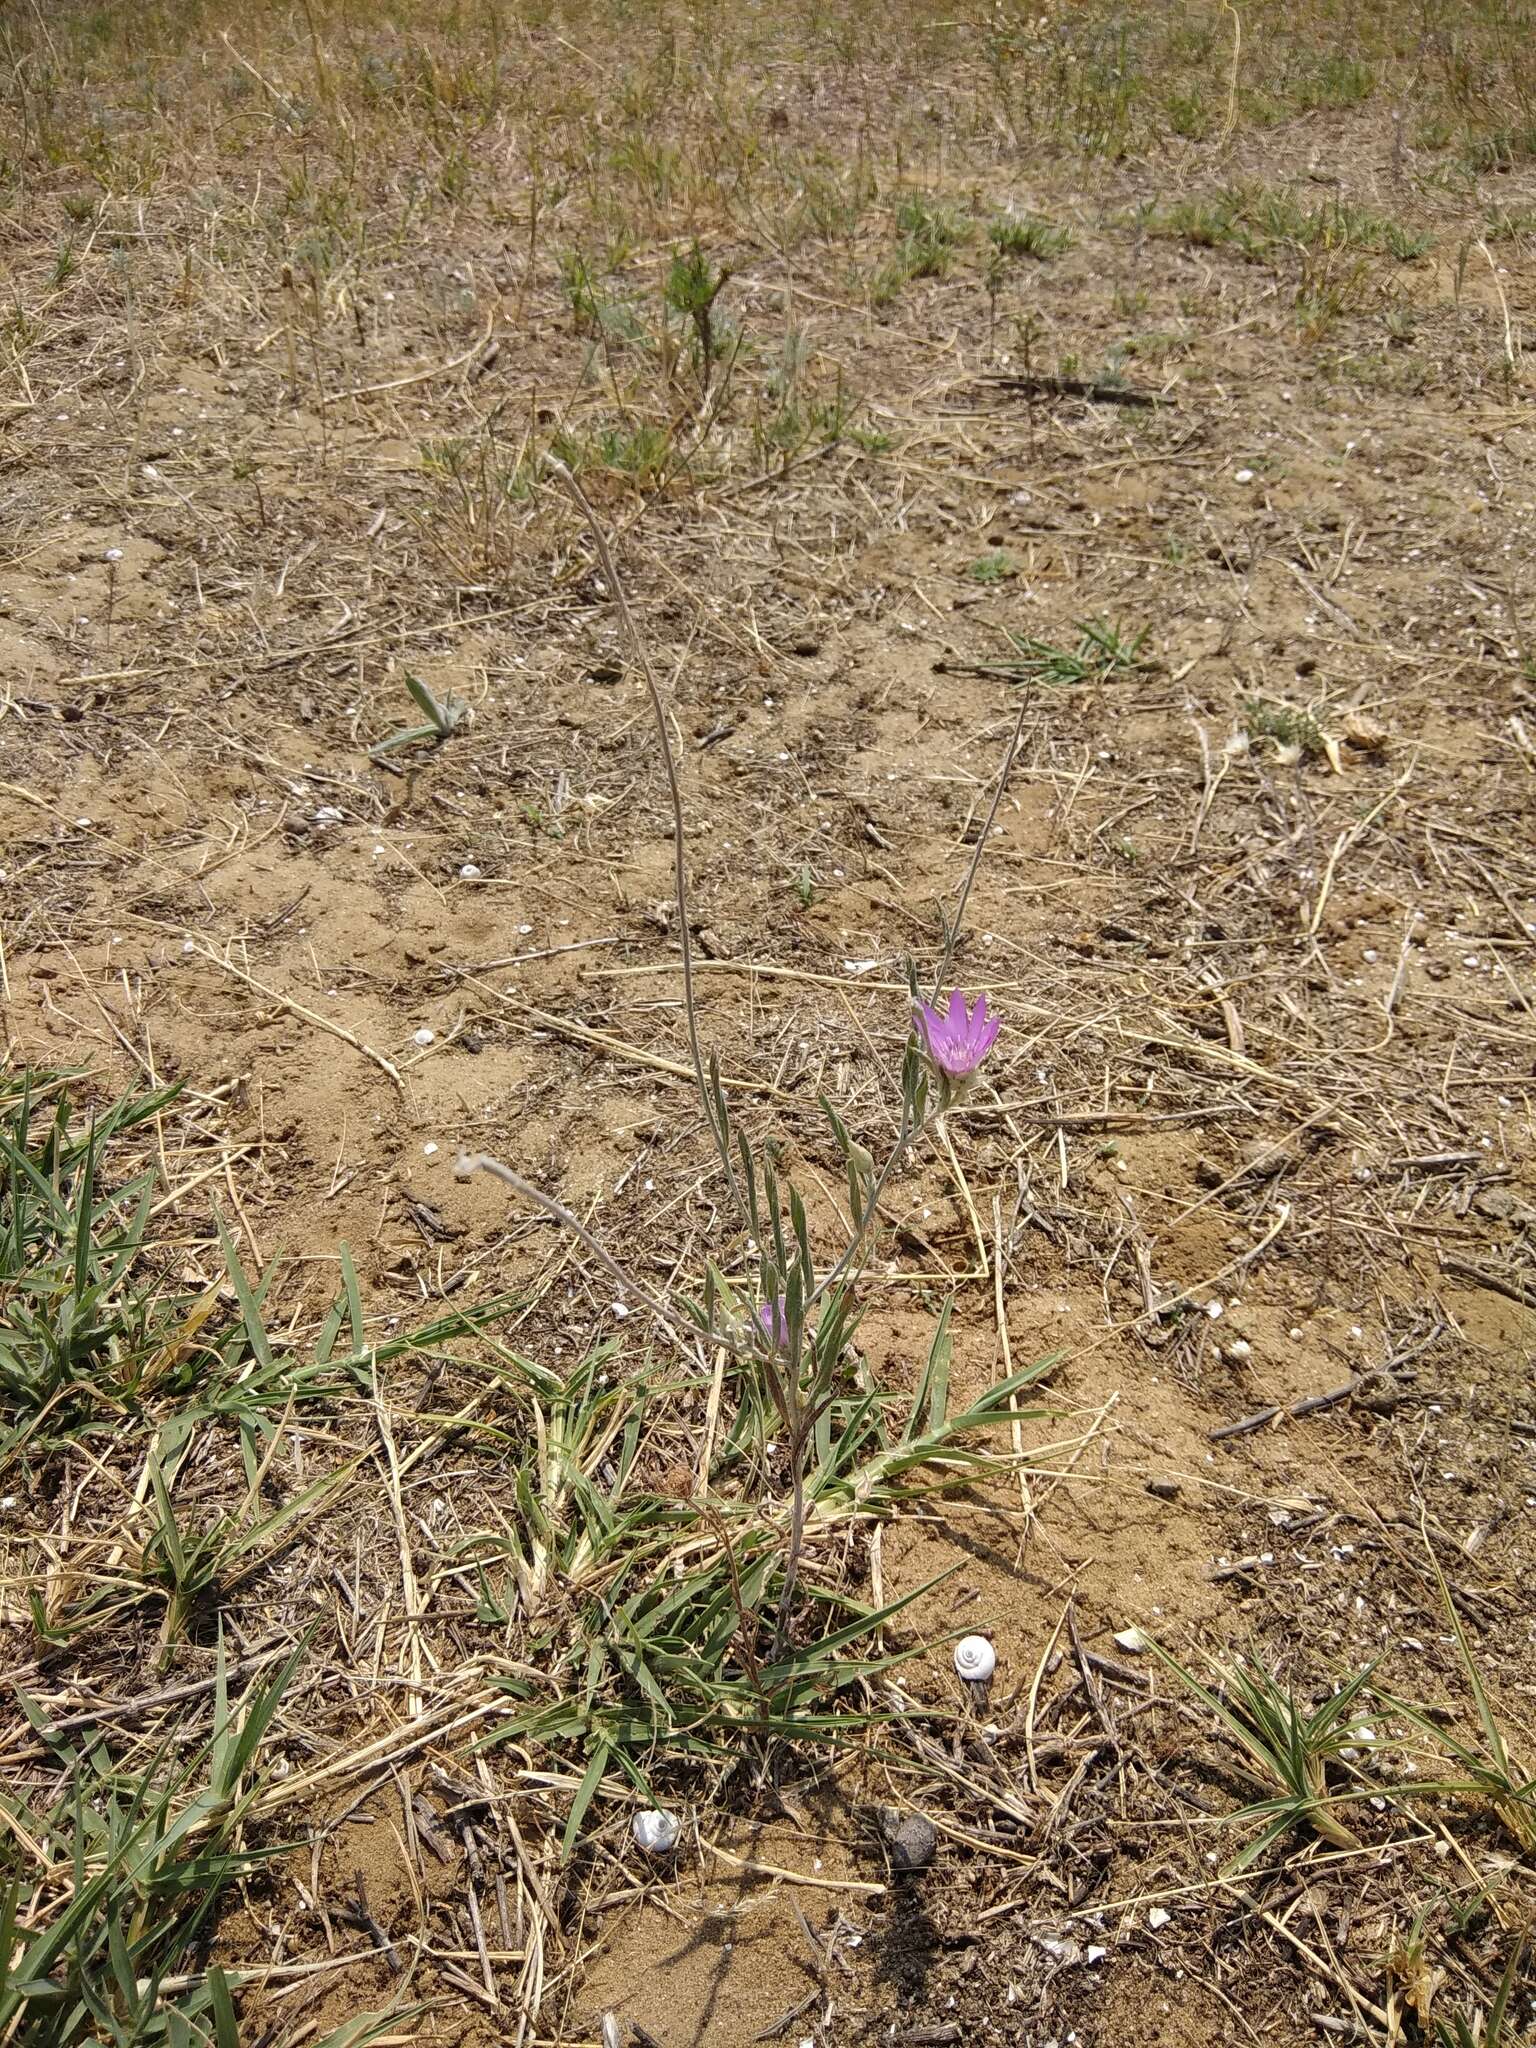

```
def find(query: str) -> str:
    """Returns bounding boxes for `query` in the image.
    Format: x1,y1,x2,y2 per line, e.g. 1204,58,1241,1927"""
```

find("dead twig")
980,372,1166,409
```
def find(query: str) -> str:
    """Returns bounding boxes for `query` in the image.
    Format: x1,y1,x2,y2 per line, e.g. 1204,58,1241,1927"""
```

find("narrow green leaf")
209,1964,240,2048
213,1212,272,1373
562,1744,611,1857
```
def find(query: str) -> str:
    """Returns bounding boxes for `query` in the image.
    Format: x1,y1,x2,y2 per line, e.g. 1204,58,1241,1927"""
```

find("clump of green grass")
471,1311,1058,1842
1462,122,1536,175
1376,1561,1536,1856
871,192,973,304
1482,205,1536,243
1,1068,533,2019
558,250,647,345
1155,189,1245,248
1150,1552,1536,1881
987,210,1070,260
2,1062,518,1500
1243,695,1336,763
875,196,1068,309
551,417,676,488
749,328,858,469
1,1633,408,2048
1293,253,1374,339
1146,1639,1389,1867
0,1071,176,1475
989,617,1151,686
1292,53,1375,111
1151,186,1433,269
895,193,971,265
1162,86,1212,139
1383,221,1433,262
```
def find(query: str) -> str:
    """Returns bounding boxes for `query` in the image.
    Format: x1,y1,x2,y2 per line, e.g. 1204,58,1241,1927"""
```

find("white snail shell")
632,1808,680,1855
953,1635,997,1682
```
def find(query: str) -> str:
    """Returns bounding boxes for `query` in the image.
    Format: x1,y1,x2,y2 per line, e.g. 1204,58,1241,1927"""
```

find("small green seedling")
369,670,470,757
967,549,1018,584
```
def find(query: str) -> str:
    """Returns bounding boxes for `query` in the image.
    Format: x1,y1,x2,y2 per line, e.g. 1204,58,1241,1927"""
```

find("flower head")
755,1297,790,1349
914,990,1001,1084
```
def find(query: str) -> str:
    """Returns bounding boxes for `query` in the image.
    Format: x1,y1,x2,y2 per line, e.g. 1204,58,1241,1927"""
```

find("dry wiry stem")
547,456,747,1227
455,1149,705,1361
932,687,1032,1001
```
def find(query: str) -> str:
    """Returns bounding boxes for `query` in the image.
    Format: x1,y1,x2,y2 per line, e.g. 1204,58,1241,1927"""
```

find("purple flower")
755,1298,790,1349
914,991,1001,1082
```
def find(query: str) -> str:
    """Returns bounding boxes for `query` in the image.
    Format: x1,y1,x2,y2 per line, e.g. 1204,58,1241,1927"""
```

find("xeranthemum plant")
914,990,1002,1100
455,460,1043,1835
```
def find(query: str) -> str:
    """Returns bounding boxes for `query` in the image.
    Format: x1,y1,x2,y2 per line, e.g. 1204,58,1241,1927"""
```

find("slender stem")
547,458,746,1225
812,696,1027,1310
805,1092,925,1313
936,1114,989,1281
773,1428,809,1655
931,688,1031,1003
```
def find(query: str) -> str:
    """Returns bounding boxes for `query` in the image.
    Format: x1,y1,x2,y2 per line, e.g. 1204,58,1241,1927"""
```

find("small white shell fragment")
459,863,482,879
422,1142,439,1157
1087,1944,1108,1964
1113,1628,1148,1654
953,1635,997,1682
413,1028,435,1046
632,1809,680,1855
1148,1906,1171,1929
1205,1299,1224,1320
1235,467,1255,483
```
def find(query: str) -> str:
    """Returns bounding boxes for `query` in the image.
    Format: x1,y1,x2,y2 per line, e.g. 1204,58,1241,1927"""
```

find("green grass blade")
903,1296,952,1444
213,1212,273,1374
562,1744,611,1858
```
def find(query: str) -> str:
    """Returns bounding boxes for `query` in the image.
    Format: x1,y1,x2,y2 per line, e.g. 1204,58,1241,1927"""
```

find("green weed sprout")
368,669,469,757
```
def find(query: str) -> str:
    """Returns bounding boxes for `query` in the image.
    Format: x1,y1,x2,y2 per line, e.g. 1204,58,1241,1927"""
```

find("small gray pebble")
878,1808,936,1871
